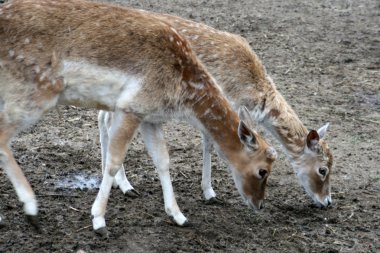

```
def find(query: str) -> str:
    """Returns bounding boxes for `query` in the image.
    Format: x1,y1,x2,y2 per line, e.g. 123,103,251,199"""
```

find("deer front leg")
140,123,188,226
201,132,219,203
91,111,140,235
0,213,4,228
0,144,39,229
98,111,138,197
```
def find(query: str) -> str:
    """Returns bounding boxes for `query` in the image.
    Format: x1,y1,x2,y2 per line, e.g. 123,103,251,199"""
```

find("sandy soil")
0,0,379,252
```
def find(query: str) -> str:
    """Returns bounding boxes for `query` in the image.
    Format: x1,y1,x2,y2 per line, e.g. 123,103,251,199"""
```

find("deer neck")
255,89,308,159
185,86,243,164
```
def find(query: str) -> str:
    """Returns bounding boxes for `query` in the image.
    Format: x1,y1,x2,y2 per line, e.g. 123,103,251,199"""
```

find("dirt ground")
0,0,379,252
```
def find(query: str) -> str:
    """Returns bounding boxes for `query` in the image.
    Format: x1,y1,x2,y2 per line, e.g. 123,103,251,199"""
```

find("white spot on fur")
203,108,211,116
39,70,49,82
189,81,204,89
16,55,24,62
170,27,179,35
24,38,30,44
169,36,174,42
34,65,41,74
8,50,15,57
181,29,187,33
191,35,199,41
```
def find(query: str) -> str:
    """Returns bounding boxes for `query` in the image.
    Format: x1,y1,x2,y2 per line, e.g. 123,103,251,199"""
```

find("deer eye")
318,167,327,176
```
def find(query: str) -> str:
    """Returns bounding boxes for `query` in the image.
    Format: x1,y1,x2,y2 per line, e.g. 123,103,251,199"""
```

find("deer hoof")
205,197,224,205
169,216,192,227
0,215,5,228
125,188,140,198
94,227,109,238
26,214,41,232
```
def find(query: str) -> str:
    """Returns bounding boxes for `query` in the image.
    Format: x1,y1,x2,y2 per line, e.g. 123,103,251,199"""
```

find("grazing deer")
0,0,277,234
101,9,333,208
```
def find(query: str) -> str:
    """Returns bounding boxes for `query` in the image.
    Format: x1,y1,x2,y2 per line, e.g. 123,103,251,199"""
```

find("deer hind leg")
98,111,138,197
140,123,188,226
91,111,141,235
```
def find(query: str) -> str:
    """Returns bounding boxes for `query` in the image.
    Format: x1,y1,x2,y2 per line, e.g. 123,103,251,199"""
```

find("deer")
100,8,334,208
0,0,277,234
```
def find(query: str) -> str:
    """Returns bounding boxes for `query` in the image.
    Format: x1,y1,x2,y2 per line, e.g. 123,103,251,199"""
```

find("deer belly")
57,60,142,111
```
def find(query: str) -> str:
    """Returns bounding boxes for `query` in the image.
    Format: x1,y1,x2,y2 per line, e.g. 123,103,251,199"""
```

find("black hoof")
169,216,192,227
26,215,41,232
125,189,140,198
94,227,109,238
0,215,5,229
181,220,192,227
205,197,224,205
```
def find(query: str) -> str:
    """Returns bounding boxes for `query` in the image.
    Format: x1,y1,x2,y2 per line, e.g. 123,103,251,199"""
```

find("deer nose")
259,169,267,178
322,196,332,207
259,202,265,210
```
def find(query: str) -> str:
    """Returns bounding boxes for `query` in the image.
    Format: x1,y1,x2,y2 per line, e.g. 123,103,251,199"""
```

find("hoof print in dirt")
94,227,109,238
25,215,42,232
205,197,225,205
125,189,140,198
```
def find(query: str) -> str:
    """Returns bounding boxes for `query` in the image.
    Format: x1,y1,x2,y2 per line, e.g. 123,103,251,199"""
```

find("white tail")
0,0,276,234
101,7,333,207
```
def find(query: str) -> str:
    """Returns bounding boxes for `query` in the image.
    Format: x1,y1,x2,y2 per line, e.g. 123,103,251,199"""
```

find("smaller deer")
100,8,334,208
0,0,276,234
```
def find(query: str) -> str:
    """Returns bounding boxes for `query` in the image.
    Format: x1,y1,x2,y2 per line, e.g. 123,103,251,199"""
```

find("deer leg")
0,213,4,228
140,122,188,226
91,111,140,235
201,132,219,203
0,141,39,228
98,111,137,196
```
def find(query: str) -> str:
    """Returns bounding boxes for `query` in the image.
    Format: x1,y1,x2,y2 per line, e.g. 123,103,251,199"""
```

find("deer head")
229,106,277,210
291,123,333,207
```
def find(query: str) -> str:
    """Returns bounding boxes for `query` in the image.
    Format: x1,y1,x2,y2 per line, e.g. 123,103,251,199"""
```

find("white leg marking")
91,170,113,230
1,147,38,216
201,133,216,200
92,111,139,230
140,123,187,225
114,164,135,193
99,111,135,193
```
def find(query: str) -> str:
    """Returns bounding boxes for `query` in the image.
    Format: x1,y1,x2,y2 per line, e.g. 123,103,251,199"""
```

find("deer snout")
248,199,264,211
316,195,332,208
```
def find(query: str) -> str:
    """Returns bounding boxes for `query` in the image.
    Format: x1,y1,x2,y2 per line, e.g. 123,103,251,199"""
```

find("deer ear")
317,123,329,139
266,147,277,161
306,130,320,151
238,106,255,129
238,120,258,151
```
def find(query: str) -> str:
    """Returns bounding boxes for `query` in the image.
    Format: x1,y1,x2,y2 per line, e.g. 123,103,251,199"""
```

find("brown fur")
0,0,276,225
136,8,333,205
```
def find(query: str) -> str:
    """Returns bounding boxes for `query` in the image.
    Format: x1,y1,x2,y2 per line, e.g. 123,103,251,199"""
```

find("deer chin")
296,171,332,207
231,168,264,211
247,198,263,211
